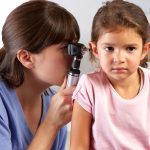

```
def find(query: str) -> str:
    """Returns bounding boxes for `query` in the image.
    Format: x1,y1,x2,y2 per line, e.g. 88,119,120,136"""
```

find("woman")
0,0,80,149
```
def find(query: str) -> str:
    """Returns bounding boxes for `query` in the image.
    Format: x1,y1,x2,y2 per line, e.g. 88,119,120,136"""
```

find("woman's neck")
15,78,43,109
15,79,43,135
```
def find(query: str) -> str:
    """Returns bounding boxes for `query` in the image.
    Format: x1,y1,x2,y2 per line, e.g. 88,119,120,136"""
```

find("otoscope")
67,43,87,87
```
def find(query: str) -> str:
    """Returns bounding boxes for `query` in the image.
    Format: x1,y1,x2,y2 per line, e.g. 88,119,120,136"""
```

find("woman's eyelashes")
60,44,68,50
60,44,68,55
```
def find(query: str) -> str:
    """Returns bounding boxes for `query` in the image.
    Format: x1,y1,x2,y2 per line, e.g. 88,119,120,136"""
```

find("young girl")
0,0,80,150
70,0,150,149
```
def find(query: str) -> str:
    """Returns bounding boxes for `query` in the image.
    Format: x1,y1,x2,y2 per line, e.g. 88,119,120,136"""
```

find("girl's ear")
89,41,99,58
16,49,34,69
141,42,150,60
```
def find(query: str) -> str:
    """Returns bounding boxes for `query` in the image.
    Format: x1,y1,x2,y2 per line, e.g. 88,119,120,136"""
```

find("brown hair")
141,25,150,67
90,0,149,64
0,0,80,88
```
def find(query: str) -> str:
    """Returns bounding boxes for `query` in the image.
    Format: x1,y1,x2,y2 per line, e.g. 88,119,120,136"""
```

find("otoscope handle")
67,69,80,87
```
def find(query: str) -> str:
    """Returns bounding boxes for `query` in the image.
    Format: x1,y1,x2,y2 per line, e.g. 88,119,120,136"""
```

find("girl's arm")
70,100,92,150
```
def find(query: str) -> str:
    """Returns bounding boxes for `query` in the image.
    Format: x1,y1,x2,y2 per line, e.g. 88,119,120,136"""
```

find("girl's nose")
113,50,125,63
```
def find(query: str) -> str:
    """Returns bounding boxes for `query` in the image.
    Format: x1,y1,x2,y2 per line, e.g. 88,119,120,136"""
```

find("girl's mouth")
112,67,127,73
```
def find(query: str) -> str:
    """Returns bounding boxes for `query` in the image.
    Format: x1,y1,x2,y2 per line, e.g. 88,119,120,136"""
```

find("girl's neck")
109,69,142,100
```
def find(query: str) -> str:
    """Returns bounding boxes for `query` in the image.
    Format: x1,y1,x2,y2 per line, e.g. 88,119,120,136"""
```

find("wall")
1,0,150,75
51,0,150,73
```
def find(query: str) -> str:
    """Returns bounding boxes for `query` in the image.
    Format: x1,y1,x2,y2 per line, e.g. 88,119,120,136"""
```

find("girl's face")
31,43,72,86
91,27,148,82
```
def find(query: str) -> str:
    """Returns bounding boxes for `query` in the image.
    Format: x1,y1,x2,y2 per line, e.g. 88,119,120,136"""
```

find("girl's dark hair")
90,0,149,63
0,0,80,88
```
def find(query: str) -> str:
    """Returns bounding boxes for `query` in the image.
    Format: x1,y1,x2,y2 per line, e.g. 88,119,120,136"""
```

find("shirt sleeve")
72,74,94,114
0,97,12,150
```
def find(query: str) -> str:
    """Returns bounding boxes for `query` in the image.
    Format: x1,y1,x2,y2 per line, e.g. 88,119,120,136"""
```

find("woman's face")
30,43,72,86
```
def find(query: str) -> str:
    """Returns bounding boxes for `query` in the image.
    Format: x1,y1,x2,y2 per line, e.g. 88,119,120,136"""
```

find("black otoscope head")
67,43,88,86
67,43,85,58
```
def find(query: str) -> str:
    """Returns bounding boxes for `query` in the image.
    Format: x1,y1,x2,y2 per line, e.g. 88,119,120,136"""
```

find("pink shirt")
73,67,150,150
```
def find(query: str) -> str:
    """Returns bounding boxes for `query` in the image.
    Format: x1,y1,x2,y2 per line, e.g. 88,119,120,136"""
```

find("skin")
92,27,149,99
16,43,74,150
70,27,150,150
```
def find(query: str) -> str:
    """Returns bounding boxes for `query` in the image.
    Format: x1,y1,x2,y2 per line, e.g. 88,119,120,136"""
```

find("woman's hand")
27,78,75,150
45,78,75,129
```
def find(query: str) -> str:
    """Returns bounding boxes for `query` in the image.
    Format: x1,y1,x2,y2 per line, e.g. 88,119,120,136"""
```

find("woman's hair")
90,0,149,63
0,0,80,88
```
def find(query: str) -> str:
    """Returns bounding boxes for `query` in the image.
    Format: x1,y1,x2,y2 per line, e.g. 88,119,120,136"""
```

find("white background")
0,0,150,74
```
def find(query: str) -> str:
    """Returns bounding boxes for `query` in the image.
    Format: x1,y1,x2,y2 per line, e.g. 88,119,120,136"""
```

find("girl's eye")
126,47,136,52
104,47,114,52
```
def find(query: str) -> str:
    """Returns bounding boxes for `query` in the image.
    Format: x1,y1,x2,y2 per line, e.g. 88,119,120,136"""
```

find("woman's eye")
127,47,136,52
61,45,68,50
60,45,68,54
104,47,114,52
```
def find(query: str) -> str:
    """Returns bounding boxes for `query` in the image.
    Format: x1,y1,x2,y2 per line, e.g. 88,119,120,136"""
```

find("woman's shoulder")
0,79,16,105
0,80,11,125
0,79,13,98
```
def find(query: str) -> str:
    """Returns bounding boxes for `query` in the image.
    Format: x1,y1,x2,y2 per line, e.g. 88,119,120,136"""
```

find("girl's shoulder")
139,67,150,91
140,67,150,78
80,69,107,86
